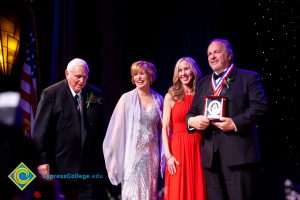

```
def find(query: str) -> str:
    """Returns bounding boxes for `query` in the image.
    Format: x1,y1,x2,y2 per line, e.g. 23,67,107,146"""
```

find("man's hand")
37,164,50,176
211,117,236,132
188,115,210,130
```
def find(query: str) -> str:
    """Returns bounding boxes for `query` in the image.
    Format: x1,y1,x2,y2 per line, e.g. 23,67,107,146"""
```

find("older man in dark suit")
186,38,268,200
33,58,106,200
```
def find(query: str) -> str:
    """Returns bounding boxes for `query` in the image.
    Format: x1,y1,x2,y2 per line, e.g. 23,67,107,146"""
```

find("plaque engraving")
204,96,226,121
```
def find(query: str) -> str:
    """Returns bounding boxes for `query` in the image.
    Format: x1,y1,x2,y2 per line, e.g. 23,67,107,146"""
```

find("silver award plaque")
204,96,226,121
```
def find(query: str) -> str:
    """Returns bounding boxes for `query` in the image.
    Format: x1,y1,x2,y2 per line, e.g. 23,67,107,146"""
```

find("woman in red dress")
162,57,206,200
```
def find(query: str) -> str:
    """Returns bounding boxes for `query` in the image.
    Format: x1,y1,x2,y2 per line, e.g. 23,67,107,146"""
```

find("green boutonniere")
223,77,235,89
86,92,102,109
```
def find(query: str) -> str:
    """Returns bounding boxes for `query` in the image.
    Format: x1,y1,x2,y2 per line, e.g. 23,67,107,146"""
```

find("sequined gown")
122,106,161,200
164,95,206,200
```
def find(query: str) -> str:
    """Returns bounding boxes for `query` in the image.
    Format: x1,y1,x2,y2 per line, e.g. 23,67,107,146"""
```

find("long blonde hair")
168,57,202,101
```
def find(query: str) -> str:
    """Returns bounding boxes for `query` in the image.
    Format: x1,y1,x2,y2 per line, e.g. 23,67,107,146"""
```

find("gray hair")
209,38,234,61
66,58,89,74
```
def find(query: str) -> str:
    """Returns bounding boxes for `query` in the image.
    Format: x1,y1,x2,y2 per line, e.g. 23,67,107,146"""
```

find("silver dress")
122,106,160,200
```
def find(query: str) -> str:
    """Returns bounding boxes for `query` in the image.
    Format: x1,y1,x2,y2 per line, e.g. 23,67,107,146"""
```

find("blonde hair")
130,61,157,85
168,57,202,101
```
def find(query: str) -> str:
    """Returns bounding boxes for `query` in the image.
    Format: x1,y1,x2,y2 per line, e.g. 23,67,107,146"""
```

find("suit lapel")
80,88,88,147
220,68,237,96
63,80,79,113
206,77,214,96
62,80,82,140
220,86,227,96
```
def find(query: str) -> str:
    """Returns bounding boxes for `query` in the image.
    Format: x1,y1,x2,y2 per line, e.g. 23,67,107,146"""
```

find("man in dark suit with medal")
186,38,268,200
33,58,106,199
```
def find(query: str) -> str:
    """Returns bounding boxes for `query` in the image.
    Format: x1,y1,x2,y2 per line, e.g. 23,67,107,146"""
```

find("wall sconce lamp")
0,16,20,75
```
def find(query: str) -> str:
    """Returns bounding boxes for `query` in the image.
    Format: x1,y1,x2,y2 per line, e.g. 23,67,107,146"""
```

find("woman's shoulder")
122,88,137,97
118,89,138,103
163,93,175,108
150,89,162,99
164,92,173,101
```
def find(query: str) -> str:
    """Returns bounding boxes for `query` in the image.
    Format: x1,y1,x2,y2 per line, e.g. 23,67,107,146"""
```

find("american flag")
20,12,39,138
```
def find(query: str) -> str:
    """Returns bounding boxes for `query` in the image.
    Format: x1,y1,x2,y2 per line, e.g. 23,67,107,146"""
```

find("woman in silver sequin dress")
103,61,164,199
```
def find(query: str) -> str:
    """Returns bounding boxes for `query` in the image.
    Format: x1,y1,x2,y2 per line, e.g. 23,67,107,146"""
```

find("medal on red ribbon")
211,64,234,96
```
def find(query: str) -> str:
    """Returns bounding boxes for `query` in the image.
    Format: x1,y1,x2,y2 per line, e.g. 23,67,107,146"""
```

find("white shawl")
103,88,164,185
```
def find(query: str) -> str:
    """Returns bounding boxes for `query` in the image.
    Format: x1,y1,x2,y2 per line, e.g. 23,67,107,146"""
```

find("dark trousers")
204,151,258,200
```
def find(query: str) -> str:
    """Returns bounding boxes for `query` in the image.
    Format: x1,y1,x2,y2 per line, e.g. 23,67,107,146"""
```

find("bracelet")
167,156,173,161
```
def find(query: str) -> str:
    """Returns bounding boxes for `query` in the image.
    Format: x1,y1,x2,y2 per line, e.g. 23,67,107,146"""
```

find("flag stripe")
20,11,39,138
23,63,32,75
20,99,31,113
21,80,31,94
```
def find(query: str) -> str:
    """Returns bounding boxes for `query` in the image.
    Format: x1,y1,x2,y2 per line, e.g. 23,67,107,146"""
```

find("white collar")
68,86,81,97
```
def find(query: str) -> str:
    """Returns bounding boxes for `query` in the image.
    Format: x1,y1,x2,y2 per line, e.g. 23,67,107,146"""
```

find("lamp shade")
0,16,20,75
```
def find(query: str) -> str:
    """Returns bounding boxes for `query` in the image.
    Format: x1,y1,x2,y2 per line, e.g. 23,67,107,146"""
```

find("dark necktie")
74,94,80,112
213,71,224,80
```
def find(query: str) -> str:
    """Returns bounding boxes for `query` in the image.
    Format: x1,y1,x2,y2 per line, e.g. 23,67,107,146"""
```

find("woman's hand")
167,156,180,175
